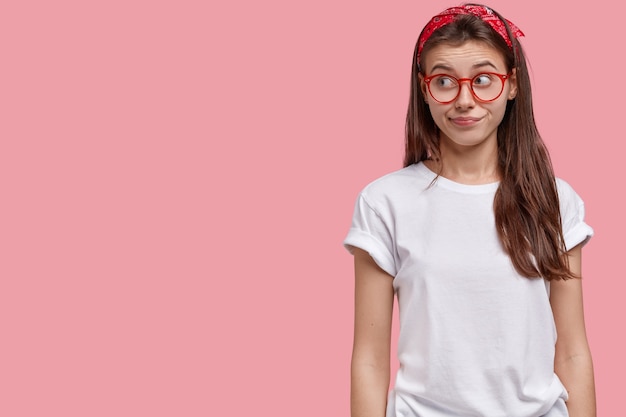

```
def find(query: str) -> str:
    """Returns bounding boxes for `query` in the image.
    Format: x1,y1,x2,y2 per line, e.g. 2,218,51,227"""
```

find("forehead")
422,40,507,73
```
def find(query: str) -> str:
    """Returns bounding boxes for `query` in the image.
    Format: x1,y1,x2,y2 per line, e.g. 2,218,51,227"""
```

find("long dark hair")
405,6,575,280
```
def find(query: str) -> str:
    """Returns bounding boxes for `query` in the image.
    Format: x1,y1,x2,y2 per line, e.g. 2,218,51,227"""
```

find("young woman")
344,4,596,417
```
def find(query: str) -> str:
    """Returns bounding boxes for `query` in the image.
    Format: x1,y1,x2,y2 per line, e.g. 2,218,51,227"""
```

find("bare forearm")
351,361,389,417
555,353,596,417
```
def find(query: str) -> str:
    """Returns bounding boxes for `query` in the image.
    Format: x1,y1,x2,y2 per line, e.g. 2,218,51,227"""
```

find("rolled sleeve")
344,193,397,277
557,179,593,251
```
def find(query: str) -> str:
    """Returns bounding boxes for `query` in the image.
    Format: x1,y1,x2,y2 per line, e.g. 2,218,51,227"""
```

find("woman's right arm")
351,248,395,417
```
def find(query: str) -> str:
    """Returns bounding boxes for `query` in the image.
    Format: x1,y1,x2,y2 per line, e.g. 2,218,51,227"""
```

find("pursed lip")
449,116,483,126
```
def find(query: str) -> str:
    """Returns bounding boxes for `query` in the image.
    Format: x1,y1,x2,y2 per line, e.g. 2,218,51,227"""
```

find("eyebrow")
429,61,499,74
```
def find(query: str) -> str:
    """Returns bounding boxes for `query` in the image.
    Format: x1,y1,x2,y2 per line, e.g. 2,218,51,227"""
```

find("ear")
418,73,429,103
507,68,518,100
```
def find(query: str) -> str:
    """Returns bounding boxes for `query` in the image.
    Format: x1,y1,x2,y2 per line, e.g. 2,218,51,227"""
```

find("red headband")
417,5,524,63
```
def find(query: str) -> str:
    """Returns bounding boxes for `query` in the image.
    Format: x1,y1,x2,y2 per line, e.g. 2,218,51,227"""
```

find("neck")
425,137,499,185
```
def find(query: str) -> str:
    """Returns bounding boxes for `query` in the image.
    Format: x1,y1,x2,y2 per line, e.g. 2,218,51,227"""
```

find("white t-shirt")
344,162,593,417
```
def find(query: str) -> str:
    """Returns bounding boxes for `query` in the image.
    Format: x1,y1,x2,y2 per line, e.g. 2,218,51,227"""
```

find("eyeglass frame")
422,72,512,104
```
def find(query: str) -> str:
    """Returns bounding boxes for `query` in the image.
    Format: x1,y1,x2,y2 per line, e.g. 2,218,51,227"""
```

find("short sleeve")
557,178,594,251
344,193,396,277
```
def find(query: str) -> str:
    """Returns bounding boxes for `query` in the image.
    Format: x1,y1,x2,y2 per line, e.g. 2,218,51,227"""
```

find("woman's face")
419,40,517,150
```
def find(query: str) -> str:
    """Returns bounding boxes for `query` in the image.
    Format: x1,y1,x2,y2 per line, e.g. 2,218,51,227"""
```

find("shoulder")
555,177,576,197
358,163,429,204
554,177,593,249
555,177,586,212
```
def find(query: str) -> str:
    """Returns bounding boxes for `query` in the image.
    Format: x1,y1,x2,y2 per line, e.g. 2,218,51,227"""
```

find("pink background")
1,1,621,415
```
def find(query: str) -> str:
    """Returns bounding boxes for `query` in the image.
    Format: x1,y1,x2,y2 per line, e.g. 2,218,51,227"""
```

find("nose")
455,80,476,109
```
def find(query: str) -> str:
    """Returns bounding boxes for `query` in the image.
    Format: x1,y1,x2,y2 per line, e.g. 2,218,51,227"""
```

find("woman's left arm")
550,243,597,417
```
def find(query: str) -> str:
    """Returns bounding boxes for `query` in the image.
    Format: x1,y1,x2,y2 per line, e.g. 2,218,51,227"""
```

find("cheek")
485,106,508,130
427,104,448,123
425,104,452,132
491,98,509,121
426,100,440,113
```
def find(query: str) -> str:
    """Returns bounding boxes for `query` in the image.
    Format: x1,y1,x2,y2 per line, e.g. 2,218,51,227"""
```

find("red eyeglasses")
423,72,511,104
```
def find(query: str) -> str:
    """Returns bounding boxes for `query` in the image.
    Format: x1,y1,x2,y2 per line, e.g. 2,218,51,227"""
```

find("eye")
473,74,494,87
433,75,457,89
